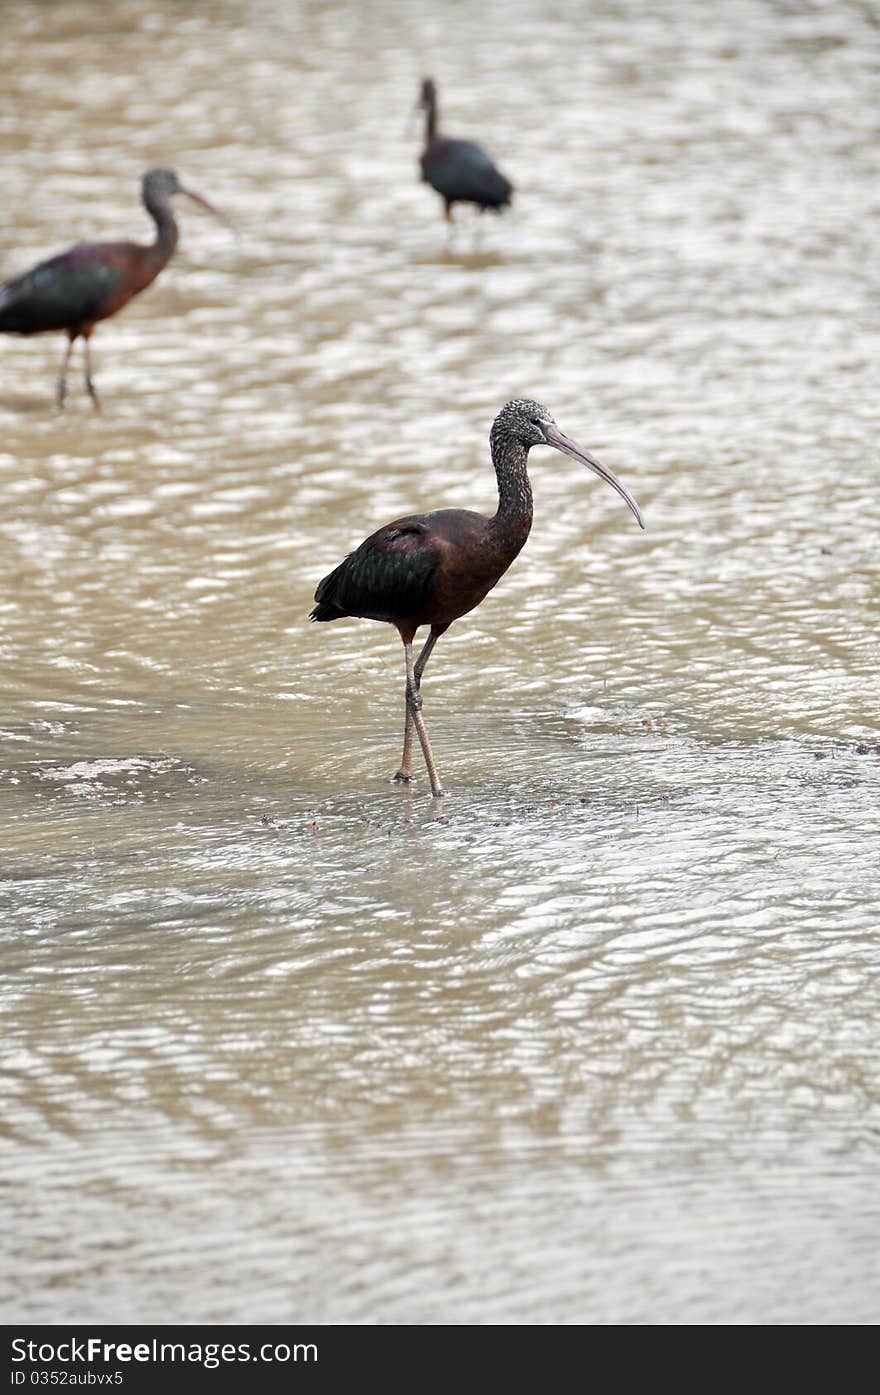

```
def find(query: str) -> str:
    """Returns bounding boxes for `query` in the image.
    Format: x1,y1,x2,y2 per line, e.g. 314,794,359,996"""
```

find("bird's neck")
490,436,534,548
144,190,179,264
425,94,438,143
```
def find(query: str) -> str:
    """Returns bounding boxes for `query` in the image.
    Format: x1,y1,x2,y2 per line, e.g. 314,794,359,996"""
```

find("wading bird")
311,399,644,797
0,168,233,409
417,77,513,223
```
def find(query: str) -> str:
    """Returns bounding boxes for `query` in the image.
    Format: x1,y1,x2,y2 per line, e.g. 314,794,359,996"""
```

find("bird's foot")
392,770,413,785
430,785,446,799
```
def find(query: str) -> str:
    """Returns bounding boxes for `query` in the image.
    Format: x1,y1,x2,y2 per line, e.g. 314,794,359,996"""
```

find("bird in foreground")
0,168,233,409
311,399,644,797
417,77,513,223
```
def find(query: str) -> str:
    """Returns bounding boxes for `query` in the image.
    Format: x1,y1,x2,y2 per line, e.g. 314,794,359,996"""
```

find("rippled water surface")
2,0,879,1324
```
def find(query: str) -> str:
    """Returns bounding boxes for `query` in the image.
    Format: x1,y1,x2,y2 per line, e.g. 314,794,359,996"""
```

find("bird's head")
142,168,183,203
491,399,644,529
418,77,437,110
141,168,237,235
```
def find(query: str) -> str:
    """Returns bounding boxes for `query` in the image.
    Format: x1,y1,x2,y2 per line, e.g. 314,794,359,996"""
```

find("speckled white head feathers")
490,399,556,449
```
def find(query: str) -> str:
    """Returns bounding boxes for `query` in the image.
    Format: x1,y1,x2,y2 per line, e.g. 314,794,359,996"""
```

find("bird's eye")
529,418,540,426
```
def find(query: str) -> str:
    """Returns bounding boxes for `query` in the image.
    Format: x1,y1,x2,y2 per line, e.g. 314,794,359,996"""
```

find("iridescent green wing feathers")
0,245,125,334
311,521,441,623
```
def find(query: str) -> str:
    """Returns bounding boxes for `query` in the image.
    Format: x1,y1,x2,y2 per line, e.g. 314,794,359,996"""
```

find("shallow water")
1,0,879,1323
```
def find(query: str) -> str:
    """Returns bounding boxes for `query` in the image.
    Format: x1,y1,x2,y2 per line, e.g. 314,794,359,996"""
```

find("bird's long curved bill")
543,425,644,529
180,187,238,238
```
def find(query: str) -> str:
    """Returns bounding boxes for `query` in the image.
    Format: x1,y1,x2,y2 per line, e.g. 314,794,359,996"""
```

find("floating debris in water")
18,753,202,803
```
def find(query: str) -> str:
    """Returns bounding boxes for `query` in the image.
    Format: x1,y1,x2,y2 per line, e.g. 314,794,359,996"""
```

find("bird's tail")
310,560,350,622
309,599,347,622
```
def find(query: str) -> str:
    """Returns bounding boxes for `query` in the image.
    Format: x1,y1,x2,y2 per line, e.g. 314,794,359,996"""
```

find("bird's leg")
472,208,485,253
414,629,440,686
399,638,444,798
393,629,442,785
56,336,75,410
395,707,416,785
444,201,456,249
82,335,101,412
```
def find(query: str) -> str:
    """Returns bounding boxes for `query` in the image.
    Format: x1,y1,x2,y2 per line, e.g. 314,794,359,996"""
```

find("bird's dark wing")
421,139,513,208
0,244,124,334
311,520,441,623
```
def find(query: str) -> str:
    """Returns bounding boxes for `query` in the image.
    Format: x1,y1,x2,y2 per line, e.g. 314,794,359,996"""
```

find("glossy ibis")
311,399,644,797
418,77,513,223
0,168,232,409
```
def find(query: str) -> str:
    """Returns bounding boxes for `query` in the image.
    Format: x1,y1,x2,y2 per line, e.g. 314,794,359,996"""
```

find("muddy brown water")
1,0,879,1323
